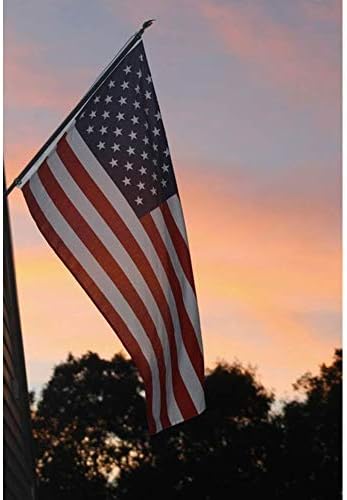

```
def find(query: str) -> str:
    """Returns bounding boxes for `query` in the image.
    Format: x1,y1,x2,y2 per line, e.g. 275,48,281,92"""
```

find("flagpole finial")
140,19,155,35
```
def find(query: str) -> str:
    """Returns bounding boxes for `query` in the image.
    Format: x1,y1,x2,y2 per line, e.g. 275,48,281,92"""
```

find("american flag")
20,40,205,434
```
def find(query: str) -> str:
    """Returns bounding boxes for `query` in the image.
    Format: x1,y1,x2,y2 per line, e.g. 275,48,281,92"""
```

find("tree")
31,352,151,500
115,361,277,500
31,349,342,500
277,349,342,500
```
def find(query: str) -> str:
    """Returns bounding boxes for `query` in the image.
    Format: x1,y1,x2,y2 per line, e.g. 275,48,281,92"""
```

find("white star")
86,125,94,134
137,69,142,78
124,162,133,171
153,127,160,136
161,179,167,187
143,136,149,145
118,96,127,106
164,147,170,157
93,96,100,104
129,131,137,140
97,141,105,150
116,112,125,121
141,151,149,160
144,108,149,115
121,81,129,90
146,75,152,84
122,177,131,186
139,54,144,62
139,166,147,175
153,143,158,151
127,146,135,156
99,126,108,135
145,91,152,100
124,65,132,74
150,187,157,195
108,80,115,88
133,100,140,109
113,127,122,136
111,143,120,152
105,95,113,104
80,111,85,119
137,181,145,190
155,111,161,121
162,164,169,173
131,115,139,125
134,85,140,94
152,172,158,180
89,110,97,118
109,158,118,167
153,159,158,166
135,196,143,205
102,111,110,119
144,122,149,129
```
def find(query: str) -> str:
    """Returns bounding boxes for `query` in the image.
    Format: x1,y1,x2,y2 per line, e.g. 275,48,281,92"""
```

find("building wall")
4,191,36,499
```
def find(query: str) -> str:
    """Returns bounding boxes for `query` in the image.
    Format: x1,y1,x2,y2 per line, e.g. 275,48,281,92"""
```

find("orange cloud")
12,159,341,397
178,162,340,393
14,248,125,380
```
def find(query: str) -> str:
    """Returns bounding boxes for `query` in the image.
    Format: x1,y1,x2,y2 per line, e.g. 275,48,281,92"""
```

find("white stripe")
151,208,203,354
29,173,163,432
18,121,76,188
66,127,205,412
47,151,182,423
166,195,188,245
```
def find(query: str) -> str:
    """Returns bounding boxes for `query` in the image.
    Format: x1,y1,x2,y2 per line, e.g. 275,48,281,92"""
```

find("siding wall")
4,190,36,499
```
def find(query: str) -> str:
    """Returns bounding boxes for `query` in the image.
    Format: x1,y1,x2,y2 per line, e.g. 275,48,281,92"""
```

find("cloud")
302,0,341,24
200,1,340,109
4,30,96,193
15,250,125,366
5,1,340,397
177,160,340,393
4,31,94,112
13,158,341,396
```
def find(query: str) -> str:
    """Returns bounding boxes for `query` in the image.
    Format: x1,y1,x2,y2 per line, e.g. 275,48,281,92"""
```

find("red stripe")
57,137,198,418
141,213,204,384
160,202,196,294
37,161,171,430
22,182,157,433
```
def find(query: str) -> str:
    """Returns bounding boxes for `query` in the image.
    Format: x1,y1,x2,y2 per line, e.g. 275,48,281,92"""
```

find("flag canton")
76,41,178,218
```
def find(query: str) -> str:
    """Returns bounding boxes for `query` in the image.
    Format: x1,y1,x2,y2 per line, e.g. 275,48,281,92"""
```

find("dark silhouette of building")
4,183,36,499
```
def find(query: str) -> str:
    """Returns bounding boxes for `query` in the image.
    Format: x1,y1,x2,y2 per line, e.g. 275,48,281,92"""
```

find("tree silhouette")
32,352,149,499
115,361,278,500
31,349,342,500
276,349,342,500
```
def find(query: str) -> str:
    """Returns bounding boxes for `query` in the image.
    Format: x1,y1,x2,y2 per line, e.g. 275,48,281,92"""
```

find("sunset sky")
4,0,341,400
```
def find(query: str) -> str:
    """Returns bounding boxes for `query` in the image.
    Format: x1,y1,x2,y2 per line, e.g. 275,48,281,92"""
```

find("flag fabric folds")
20,41,205,434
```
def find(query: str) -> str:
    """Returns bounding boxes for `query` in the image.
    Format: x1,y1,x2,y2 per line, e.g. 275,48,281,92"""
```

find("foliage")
276,349,342,500
31,349,342,500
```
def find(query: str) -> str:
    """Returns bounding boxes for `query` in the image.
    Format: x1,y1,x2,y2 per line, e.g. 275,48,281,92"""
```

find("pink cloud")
200,1,340,108
4,33,93,112
303,0,341,24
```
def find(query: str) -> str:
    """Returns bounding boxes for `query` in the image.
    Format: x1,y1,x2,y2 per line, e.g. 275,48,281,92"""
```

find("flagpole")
5,19,155,196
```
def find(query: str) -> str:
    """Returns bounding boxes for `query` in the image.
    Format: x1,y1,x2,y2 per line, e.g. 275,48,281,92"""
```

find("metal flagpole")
5,19,155,197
